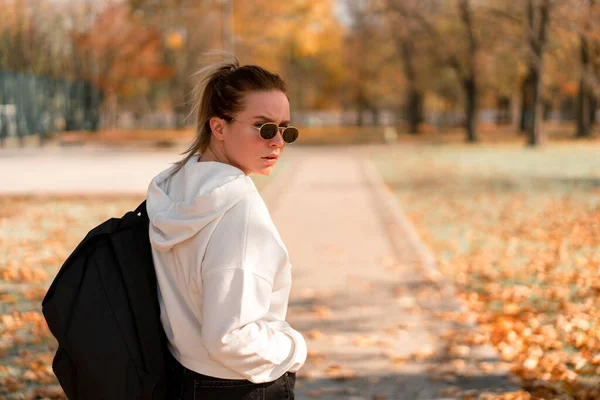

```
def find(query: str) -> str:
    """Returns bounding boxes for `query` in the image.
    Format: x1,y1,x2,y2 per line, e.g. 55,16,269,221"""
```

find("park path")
263,146,517,399
0,146,176,194
0,144,517,399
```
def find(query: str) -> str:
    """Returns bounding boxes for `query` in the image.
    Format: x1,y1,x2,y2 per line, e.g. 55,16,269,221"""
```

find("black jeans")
165,351,296,400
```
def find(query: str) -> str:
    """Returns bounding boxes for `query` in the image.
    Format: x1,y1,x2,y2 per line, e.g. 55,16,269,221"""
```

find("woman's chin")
254,166,274,176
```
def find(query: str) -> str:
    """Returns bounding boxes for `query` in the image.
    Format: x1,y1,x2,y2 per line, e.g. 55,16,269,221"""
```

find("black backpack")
42,200,168,400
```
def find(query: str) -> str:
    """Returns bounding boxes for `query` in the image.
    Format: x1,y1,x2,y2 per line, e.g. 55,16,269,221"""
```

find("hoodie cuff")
281,328,307,373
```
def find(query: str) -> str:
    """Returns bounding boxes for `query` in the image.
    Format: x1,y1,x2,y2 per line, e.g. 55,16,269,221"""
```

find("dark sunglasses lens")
259,123,278,140
283,127,298,143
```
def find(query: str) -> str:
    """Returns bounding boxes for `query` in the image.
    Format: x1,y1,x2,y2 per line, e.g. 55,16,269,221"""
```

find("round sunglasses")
251,122,299,144
223,116,299,144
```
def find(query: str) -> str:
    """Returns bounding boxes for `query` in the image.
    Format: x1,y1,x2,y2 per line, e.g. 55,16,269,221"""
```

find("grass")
372,141,600,399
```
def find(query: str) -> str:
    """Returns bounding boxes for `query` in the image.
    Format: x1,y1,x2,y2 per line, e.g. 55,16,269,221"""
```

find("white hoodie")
146,154,307,383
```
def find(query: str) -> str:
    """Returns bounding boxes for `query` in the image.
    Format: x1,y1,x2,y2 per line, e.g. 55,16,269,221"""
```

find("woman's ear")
209,117,227,142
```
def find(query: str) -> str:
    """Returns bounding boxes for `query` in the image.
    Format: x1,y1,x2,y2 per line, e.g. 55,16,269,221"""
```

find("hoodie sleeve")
199,192,307,383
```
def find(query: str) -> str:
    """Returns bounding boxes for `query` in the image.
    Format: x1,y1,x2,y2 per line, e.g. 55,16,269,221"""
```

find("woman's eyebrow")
254,115,291,125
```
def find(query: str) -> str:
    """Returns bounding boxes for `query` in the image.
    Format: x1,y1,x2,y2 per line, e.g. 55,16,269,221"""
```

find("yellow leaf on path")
448,344,471,357
352,335,378,347
311,306,332,318
523,358,538,370
503,303,520,315
392,355,411,365
2,376,23,392
306,329,325,340
415,346,436,361
33,385,66,399
21,370,38,381
324,364,357,380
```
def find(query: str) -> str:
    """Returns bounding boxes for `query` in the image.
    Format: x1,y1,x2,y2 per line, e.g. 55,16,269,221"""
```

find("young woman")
146,53,307,399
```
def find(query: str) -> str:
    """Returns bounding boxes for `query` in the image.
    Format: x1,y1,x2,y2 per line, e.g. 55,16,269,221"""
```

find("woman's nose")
270,131,285,147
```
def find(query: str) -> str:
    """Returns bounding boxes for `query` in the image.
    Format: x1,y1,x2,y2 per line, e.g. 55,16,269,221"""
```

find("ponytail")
170,51,240,175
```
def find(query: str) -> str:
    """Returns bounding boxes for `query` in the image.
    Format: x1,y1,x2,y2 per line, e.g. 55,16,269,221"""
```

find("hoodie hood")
147,155,257,251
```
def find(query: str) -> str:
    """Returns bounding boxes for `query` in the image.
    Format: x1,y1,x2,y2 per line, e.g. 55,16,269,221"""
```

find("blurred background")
0,0,598,146
1,1,600,399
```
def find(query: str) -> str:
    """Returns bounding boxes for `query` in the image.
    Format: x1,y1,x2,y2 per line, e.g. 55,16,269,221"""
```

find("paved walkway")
0,146,176,194
263,147,517,399
1,145,517,399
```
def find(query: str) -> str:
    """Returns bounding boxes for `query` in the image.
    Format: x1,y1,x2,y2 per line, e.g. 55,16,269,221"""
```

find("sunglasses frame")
222,116,299,144
251,122,299,144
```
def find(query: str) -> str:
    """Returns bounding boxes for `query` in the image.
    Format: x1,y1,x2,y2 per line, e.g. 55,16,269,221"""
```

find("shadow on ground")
295,371,517,399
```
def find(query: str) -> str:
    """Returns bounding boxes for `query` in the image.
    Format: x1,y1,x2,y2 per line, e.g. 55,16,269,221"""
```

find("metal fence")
0,70,101,145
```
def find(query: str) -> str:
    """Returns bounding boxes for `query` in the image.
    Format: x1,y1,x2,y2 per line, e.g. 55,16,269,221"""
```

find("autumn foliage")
71,4,174,96
375,142,600,399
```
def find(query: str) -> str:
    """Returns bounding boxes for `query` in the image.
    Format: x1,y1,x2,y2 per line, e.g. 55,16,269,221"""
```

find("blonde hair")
170,51,287,175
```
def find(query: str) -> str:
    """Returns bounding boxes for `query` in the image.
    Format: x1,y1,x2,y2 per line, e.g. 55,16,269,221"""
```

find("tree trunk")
459,0,478,142
576,77,591,138
108,92,118,131
590,92,597,126
496,96,511,125
543,100,552,121
401,39,421,134
526,0,551,147
528,68,545,146
464,77,477,142
356,88,368,126
589,1,598,129
576,1,595,138
519,76,531,133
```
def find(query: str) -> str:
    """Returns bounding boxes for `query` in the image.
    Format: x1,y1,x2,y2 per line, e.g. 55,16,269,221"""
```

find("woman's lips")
262,156,277,166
